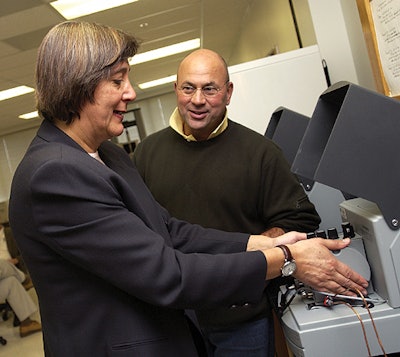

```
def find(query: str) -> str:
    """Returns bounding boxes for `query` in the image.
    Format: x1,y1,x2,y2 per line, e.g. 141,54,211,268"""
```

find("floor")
0,288,44,357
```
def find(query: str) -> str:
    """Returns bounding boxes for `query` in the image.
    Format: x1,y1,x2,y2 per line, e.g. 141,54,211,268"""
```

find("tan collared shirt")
169,107,229,141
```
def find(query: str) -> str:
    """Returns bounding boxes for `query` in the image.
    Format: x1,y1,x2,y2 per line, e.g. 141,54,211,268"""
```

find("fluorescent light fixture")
0,86,34,101
50,0,138,20
130,39,200,65
138,75,177,89
19,111,39,120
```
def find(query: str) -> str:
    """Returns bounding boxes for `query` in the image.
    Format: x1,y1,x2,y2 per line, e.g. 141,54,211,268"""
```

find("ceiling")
0,0,297,135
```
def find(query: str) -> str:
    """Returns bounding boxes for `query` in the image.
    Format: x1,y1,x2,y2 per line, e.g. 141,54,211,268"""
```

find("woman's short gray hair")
35,21,139,124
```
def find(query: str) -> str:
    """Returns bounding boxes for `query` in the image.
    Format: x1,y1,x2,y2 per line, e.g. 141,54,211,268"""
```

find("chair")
0,300,20,345
0,301,20,326
0,302,8,346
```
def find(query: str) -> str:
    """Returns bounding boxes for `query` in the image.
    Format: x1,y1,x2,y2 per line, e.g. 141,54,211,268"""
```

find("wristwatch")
277,245,297,276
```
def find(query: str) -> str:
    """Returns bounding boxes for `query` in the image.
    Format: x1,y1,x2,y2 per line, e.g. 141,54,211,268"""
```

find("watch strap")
277,244,293,261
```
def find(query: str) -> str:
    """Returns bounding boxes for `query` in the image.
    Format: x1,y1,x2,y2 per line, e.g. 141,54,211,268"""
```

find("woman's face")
79,61,136,145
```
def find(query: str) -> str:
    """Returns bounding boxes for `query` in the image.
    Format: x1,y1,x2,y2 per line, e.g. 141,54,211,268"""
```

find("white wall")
0,128,37,202
128,91,176,137
307,0,375,90
228,46,327,135
339,0,376,90
229,0,317,64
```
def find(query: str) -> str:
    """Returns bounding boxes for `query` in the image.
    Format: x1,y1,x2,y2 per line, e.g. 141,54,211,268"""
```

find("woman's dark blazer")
9,120,267,356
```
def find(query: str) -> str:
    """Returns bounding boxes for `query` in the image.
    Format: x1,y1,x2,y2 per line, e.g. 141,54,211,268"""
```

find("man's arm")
261,227,285,237
261,144,321,233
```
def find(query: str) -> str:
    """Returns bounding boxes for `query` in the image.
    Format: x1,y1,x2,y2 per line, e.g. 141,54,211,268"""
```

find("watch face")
282,261,297,276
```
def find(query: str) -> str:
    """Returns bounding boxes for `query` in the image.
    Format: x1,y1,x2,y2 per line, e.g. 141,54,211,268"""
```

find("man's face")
175,51,233,141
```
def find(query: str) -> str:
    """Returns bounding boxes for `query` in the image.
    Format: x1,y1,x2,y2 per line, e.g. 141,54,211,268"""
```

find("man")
133,49,321,355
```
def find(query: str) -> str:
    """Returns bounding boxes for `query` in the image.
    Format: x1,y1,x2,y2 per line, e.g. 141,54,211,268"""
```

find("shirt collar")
88,151,105,165
169,107,229,141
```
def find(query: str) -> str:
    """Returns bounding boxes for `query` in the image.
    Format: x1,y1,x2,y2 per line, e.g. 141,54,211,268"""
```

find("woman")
9,21,367,356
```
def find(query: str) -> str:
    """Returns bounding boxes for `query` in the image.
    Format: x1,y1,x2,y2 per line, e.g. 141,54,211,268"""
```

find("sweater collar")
169,107,229,141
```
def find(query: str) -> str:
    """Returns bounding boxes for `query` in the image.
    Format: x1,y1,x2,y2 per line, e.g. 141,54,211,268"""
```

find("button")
315,229,327,238
341,222,355,238
327,228,339,240
307,232,316,239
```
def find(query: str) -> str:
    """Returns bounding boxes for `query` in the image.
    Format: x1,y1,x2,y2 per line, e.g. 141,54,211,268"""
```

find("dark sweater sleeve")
259,143,320,233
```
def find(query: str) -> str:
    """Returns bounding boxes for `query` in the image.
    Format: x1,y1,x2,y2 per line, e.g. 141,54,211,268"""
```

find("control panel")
279,198,400,357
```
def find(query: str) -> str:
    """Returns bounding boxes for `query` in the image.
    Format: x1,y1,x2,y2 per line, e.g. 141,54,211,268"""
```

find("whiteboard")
227,45,328,135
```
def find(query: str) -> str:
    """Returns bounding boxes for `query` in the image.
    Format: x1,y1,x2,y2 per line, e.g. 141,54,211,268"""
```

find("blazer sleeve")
27,152,267,311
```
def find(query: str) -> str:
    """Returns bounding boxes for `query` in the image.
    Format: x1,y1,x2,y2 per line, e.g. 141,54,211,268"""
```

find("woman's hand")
289,238,369,296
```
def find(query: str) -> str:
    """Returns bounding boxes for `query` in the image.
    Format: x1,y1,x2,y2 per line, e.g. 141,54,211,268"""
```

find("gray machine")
279,82,400,356
266,107,345,231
